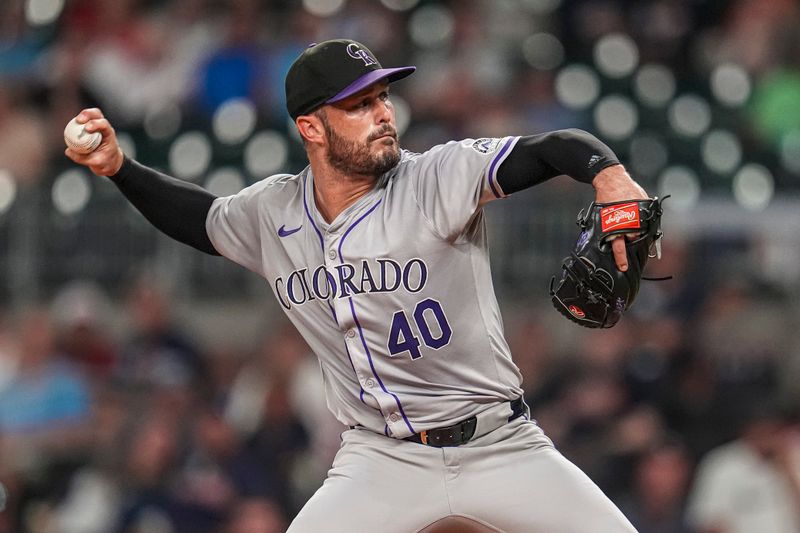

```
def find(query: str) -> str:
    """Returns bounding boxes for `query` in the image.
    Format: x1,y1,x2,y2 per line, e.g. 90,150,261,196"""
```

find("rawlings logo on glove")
600,203,640,231
549,197,666,328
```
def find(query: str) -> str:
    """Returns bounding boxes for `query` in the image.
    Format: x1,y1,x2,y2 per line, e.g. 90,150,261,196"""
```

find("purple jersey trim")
302,174,325,248
303,174,370,404
338,198,416,435
302,179,339,321
486,137,518,199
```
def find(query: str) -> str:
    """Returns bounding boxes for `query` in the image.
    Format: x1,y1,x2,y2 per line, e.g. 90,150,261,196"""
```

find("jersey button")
346,329,356,338
365,378,375,388
389,413,399,423
328,250,337,260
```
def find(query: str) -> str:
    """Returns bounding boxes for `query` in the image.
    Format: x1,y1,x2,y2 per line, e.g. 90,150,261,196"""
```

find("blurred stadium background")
1,0,800,532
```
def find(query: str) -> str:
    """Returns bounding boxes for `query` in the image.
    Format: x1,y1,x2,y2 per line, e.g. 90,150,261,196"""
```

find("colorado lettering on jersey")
274,258,428,310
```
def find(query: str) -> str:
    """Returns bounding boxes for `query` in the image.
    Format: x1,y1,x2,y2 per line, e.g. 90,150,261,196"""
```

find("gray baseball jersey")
206,136,523,439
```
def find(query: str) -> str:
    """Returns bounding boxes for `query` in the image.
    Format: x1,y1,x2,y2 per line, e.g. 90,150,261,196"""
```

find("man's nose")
374,100,392,123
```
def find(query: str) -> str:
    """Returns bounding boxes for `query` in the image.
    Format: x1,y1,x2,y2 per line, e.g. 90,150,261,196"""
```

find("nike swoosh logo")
277,224,302,237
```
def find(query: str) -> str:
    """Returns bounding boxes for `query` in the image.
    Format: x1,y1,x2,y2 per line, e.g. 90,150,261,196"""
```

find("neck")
310,161,378,223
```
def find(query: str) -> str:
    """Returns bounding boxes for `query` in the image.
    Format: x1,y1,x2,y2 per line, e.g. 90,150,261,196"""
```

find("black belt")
404,398,526,447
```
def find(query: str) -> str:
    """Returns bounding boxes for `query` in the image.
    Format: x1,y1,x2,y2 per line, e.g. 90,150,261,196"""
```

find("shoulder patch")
471,138,501,154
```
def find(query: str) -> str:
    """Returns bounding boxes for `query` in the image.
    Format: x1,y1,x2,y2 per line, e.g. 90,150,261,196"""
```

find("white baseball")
64,117,102,154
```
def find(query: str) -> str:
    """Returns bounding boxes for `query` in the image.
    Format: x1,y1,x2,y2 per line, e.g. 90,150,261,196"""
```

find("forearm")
110,157,220,255
496,129,620,194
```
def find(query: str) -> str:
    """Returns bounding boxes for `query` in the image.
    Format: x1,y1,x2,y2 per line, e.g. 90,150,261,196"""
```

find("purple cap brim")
326,66,416,104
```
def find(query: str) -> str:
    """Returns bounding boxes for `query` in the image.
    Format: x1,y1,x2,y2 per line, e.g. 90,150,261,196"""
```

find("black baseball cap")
285,39,416,119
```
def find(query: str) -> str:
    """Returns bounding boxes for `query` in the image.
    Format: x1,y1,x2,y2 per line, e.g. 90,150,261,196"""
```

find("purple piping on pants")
338,198,416,435
486,137,515,199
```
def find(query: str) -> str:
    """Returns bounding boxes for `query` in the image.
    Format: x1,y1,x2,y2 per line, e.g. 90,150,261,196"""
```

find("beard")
321,116,401,177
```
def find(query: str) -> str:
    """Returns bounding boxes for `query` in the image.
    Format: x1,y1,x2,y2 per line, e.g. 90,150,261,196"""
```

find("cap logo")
346,43,377,67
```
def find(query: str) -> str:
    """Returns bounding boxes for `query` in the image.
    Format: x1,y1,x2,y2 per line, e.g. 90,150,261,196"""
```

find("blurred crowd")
2,0,800,188
2,0,800,532
0,276,320,532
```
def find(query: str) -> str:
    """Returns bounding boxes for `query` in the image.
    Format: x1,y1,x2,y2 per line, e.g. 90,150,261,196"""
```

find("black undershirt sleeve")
496,129,620,195
109,157,220,255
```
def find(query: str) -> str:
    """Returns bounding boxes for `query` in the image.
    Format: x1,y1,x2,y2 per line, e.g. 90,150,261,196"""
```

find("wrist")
592,164,648,203
108,152,130,181
591,164,627,189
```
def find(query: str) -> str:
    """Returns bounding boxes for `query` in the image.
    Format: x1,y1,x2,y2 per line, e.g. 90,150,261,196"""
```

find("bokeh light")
25,0,64,26
213,98,257,145
658,166,701,211
205,168,246,197
52,169,91,216
701,130,742,175
555,65,600,110
409,5,455,49
710,63,751,107
144,102,182,140
594,95,638,140
522,33,565,71
668,94,712,137
244,131,289,178
633,64,676,107
302,0,346,17
0,170,17,215
594,33,639,79
733,164,774,211
169,132,212,180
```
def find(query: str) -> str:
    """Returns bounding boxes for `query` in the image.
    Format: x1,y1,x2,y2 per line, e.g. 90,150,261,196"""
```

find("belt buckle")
425,419,474,447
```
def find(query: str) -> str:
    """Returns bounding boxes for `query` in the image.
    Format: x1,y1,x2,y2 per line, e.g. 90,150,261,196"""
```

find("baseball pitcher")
66,39,647,532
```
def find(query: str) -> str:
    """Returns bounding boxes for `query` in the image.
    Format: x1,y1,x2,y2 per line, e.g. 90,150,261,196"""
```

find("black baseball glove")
549,197,666,328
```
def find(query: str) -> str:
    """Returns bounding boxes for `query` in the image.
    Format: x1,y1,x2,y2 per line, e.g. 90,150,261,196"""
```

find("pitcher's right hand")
64,108,125,177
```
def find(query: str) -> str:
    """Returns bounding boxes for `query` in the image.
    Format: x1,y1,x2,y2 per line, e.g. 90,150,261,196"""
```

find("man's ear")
296,114,325,145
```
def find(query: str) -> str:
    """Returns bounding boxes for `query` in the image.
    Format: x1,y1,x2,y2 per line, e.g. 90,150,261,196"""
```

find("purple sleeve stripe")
486,136,519,199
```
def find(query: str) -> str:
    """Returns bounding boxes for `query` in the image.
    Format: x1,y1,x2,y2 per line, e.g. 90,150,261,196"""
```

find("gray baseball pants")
287,413,637,532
